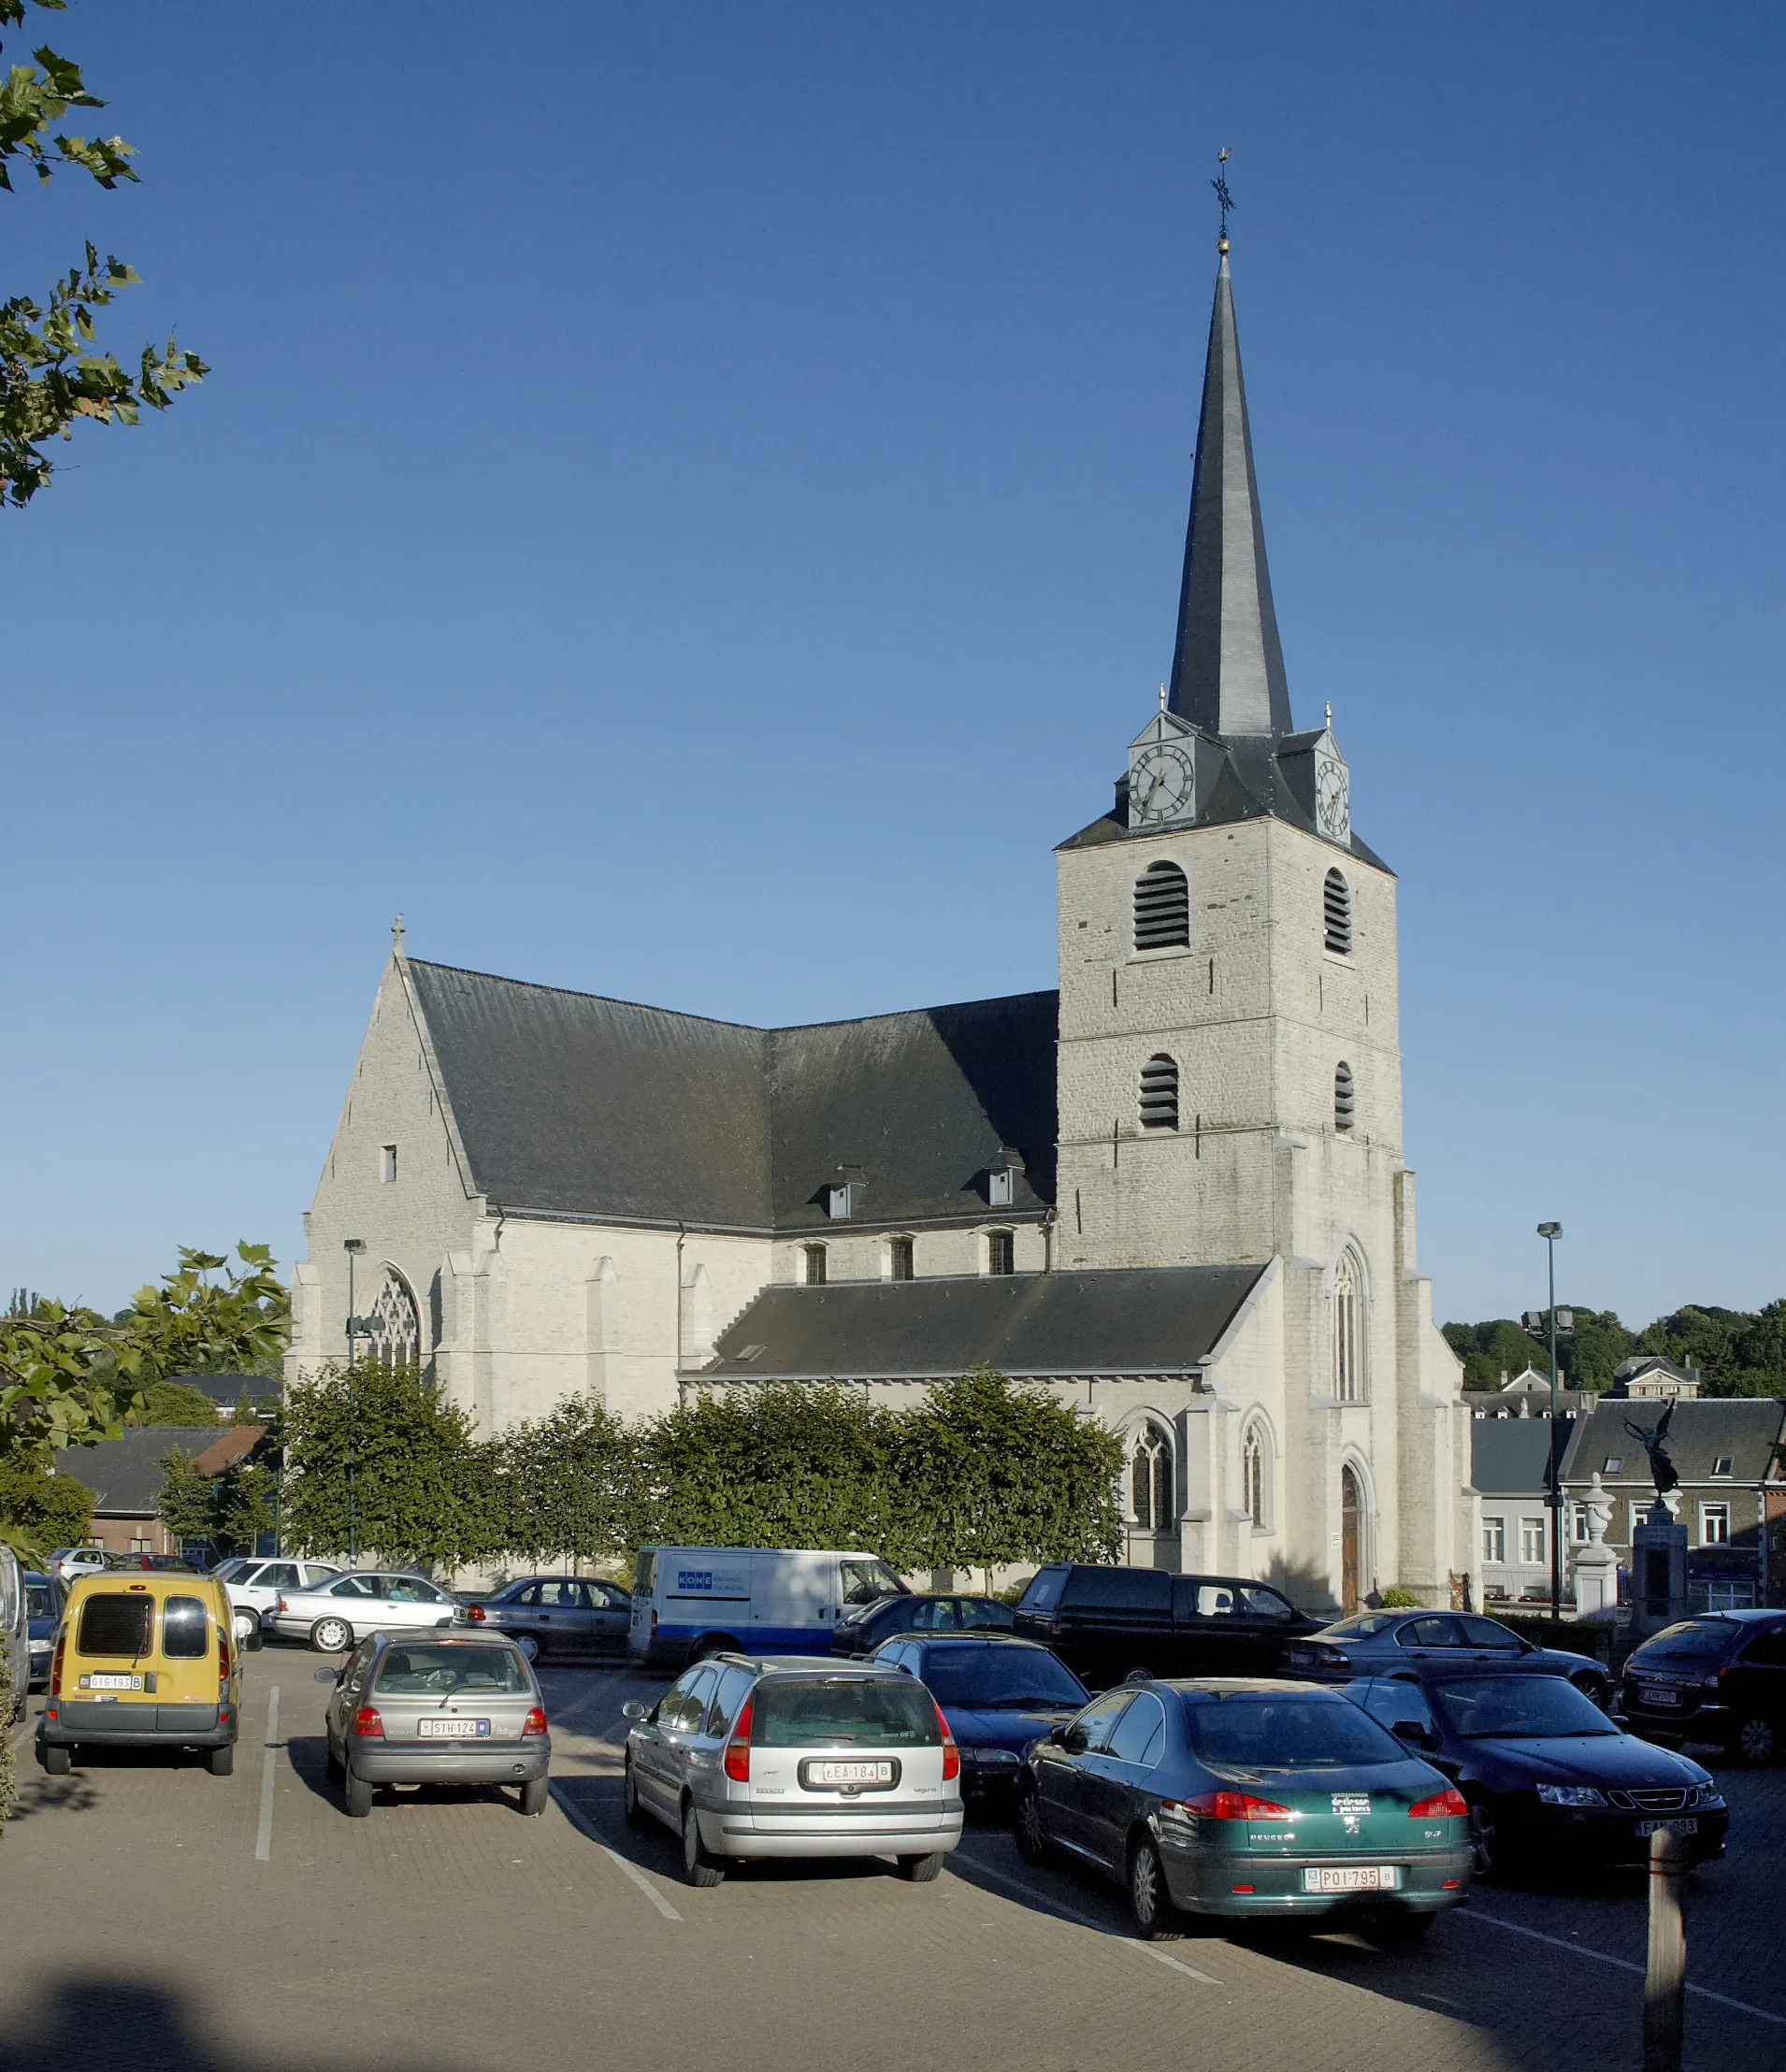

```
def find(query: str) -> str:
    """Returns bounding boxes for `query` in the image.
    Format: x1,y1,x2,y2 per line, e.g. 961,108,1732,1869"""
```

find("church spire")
1166,252,1293,739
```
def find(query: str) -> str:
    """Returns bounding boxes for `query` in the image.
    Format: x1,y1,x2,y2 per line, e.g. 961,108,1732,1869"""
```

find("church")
288,243,1476,1614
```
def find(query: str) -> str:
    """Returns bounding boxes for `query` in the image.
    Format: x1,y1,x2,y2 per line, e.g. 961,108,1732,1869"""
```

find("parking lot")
4,1647,1784,2072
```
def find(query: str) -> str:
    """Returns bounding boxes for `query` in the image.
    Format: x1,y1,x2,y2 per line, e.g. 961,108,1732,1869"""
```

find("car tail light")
724,1694,755,1782
352,1705,384,1738
1174,1791,1292,1821
50,1633,65,1698
467,1604,485,1622
1409,1788,1468,1820
935,1701,960,1783
218,1630,231,1691
278,1597,289,1614
522,1706,548,1737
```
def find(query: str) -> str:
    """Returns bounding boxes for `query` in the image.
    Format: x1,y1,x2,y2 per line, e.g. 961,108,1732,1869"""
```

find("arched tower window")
1130,1422,1174,1531
366,1271,420,1369
1333,1060,1355,1132
1324,869,1352,955
1242,1422,1270,1531
1133,860,1189,951
1140,1054,1180,1130
1333,1251,1366,1402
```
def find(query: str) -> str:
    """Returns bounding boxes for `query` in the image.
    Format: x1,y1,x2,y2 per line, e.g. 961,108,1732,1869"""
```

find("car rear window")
1630,1619,1742,1665
27,1579,57,1619
1018,1569,1065,1612
374,1645,530,1693
162,1597,211,1658
1185,1696,1404,1769
1059,1567,1172,1612
922,1649,1087,1710
78,1593,153,1657
752,1676,941,1748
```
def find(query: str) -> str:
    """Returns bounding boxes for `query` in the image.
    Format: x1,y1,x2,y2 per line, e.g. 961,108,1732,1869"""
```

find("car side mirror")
1046,1723,1070,1745
621,1700,650,1722
314,1667,340,1685
1393,1720,1435,1748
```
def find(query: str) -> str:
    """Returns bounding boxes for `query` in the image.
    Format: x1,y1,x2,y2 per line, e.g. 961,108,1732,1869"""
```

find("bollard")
1643,1823,1687,2072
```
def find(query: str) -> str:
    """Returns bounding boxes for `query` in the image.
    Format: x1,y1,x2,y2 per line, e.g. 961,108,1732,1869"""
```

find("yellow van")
38,1569,241,1776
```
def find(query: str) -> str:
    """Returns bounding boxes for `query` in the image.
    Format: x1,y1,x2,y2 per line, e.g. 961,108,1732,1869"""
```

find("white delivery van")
629,1547,908,1670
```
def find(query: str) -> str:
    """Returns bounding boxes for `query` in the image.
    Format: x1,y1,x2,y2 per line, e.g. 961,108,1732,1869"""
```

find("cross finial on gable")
1158,682,1167,713
392,913,405,953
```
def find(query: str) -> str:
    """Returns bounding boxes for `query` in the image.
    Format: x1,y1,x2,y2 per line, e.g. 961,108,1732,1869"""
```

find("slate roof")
406,960,1059,1236
689,1263,1268,1382
1558,1399,1786,1487
1471,1417,1571,1499
54,1427,262,1517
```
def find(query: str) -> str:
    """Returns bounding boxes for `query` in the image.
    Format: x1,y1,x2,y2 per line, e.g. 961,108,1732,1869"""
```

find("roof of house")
164,1373,278,1408
687,1263,1268,1382
1463,1386,1593,1419
407,959,1059,1235
53,1426,263,1517
1559,1398,1786,1486
1471,1417,1571,1499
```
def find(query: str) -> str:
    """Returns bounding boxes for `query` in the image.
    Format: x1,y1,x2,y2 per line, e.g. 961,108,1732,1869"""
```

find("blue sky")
4,3,1782,1329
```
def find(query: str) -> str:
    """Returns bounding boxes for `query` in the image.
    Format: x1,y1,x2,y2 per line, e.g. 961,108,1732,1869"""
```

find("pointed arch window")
1333,1060,1355,1131
1133,860,1190,951
1242,1421,1271,1531
366,1271,420,1369
1131,1422,1174,1531
1333,1251,1366,1402
1140,1054,1180,1130
1324,869,1352,955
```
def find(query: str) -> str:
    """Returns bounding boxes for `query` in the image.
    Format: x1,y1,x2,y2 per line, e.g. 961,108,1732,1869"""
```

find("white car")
47,1547,109,1588
222,1557,344,1647
268,1570,465,1652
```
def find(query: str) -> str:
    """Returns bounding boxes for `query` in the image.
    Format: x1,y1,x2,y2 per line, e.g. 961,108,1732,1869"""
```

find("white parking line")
549,1782,684,1921
952,1849,1222,1985
1466,1907,1786,2029
254,1686,280,1863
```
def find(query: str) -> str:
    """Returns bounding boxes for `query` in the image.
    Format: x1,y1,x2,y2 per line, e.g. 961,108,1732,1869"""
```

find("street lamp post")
1537,1222,1563,1619
344,1239,366,1562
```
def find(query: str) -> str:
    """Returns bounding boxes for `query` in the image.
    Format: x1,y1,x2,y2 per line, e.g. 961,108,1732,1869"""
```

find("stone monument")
1570,1470,1619,1620
1626,1403,1689,1640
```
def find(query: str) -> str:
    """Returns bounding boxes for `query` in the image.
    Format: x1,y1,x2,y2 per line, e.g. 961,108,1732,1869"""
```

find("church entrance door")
1341,1467,1361,1613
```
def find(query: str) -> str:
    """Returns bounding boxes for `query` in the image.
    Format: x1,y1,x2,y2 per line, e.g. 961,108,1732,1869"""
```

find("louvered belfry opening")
1133,860,1190,951
1140,1054,1181,1130
1333,1060,1355,1131
1323,869,1352,955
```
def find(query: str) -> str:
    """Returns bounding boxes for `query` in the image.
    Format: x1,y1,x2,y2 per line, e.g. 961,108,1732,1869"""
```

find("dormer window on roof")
1603,1456,1622,1474
1711,1456,1734,1477
827,1181,858,1220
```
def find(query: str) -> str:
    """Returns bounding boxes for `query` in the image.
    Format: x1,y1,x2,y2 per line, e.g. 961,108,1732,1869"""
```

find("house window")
1700,1503,1731,1547
1711,1456,1733,1478
1133,860,1189,951
888,1236,915,1282
1332,1250,1366,1401
1131,1423,1173,1530
1323,869,1352,955
1242,1424,1269,1531
1483,1516,1506,1564
1140,1054,1180,1130
382,1144,397,1183
801,1244,827,1286
986,1230,1015,1276
1333,1060,1355,1131
1520,1516,1546,1565
1568,1504,1589,1544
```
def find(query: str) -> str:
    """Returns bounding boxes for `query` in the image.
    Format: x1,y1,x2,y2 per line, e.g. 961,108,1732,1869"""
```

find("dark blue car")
23,1570,64,1691
1286,1610,1613,1709
872,1634,1088,1806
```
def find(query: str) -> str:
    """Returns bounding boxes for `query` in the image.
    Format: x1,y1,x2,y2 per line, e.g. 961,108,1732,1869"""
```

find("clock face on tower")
1130,743,1194,825
1315,755,1350,844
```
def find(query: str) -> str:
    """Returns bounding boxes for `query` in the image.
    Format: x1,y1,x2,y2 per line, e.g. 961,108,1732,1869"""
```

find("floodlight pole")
1538,1222,1563,1619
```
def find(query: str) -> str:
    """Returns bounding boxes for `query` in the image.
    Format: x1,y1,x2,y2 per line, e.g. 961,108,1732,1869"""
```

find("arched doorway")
1341,1466,1362,1612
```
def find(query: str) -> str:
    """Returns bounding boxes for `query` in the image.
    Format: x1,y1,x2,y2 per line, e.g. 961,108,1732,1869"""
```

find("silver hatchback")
622,1654,964,1886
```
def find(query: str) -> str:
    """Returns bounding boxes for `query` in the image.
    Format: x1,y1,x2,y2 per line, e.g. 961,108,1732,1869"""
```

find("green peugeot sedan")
1015,1676,1473,1941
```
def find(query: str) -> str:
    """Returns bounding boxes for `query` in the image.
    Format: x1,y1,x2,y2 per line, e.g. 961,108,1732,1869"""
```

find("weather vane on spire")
1211,147,1234,253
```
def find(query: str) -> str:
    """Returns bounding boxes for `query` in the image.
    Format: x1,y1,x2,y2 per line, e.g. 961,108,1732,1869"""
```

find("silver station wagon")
623,1654,964,1886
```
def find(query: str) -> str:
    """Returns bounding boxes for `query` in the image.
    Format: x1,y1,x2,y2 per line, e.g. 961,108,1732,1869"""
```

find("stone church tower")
289,243,1475,1613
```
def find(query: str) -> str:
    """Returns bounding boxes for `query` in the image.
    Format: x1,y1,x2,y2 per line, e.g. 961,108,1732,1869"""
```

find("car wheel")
694,1637,740,1662
207,1744,235,1777
512,1633,539,1662
1014,1781,1050,1865
1730,1714,1779,1766
310,1617,353,1653
682,1800,725,1887
344,1767,375,1819
1127,1835,1180,1941
1364,1909,1435,1947
520,1777,550,1817
1122,1666,1154,1685
1467,1799,1498,1880
897,1851,946,1883
40,1743,71,1776
623,1758,646,1829
1570,1670,1612,1710
232,1607,262,1649
324,1735,343,1778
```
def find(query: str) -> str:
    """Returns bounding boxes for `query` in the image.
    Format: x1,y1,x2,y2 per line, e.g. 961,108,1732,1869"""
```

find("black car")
830,1592,1015,1658
1619,1610,1786,1764
1344,1662,1728,1875
1287,1609,1614,1708
1013,1564,1318,1688
871,1633,1088,1803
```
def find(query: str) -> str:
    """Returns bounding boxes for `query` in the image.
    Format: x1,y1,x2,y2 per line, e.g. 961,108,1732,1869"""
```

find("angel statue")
1623,1399,1680,1498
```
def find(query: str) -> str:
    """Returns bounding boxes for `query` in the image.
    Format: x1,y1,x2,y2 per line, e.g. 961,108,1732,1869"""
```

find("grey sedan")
316,1631,552,1818
461,1576,632,1661
1283,1611,1614,1707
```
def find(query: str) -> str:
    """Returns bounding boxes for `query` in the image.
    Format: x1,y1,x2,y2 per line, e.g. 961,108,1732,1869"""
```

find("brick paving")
1,1651,1780,2072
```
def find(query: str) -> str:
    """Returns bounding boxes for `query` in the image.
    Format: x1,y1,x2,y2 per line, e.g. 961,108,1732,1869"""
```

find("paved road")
3,1648,1782,2072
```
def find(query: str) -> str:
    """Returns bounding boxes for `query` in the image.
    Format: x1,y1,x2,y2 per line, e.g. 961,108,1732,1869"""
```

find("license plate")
83,1673,142,1691
811,1760,893,1787
1639,1687,1679,1707
1303,1864,1401,1892
1636,1818,1696,1837
416,1718,491,1737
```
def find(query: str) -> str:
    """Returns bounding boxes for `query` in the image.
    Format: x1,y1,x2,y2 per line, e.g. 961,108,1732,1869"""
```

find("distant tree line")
1444,1299,1786,1399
